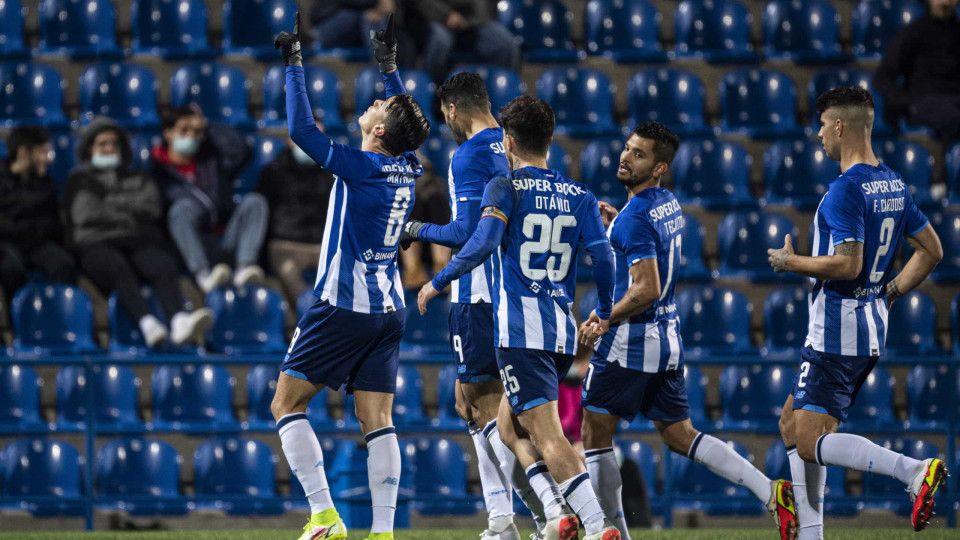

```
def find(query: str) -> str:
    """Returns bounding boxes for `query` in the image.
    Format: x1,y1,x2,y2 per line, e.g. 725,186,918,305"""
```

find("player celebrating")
577,123,799,540
767,86,945,539
271,14,430,540
418,96,620,540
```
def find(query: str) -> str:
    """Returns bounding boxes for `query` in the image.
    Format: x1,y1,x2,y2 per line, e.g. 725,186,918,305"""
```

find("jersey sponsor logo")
381,163,415,173
511,177,586,197
647,199,681,222
362,249,395,262
860,178,906,195
489,142,505,154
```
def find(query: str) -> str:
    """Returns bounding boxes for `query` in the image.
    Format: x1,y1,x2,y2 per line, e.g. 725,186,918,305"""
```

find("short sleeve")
821,180,866,245
480,175,516,220
621,211,659,266
902,193,930,238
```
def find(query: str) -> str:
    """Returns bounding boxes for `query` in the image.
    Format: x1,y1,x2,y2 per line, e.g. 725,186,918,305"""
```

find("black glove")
274,11,302,67
399,219,424,250
370,13,398,73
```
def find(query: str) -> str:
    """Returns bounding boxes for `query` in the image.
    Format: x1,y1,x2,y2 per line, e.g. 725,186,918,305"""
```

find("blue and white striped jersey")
805,163,929,357
593,187,684,372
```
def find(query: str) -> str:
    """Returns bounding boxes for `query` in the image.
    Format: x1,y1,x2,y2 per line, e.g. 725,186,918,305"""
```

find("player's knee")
778,411,794,441
454,393,472,423
657,420,699,456
270,391,300,422
580,416,614,451
356,405,392,434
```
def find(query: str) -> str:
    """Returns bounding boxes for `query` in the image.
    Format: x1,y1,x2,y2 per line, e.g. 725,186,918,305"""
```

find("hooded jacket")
63,118,165,247
0,155,64,251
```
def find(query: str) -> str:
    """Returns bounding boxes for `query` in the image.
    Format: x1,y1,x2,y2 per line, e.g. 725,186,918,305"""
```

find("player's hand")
767,234,794,273
399,220,424,251
578,311,603,346
598,201,618,227
274,11,302,67
370,13,398,73
417,281,440,315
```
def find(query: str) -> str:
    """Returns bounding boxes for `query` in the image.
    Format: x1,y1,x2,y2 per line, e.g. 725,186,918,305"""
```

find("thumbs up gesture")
767,234,794,273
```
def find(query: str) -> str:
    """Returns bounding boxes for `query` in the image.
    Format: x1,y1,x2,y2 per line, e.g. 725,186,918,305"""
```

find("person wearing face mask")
64,118,214,348
149,105,267,294
255,117,336,307
0,126,77,305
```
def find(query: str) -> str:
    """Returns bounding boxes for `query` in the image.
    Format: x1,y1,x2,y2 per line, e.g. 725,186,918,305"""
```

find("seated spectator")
400,171,450,288
65,119,213,348
150,106,268,293
875,0,960,148
0,126,76,302
256,123,336,306
311,0,417,66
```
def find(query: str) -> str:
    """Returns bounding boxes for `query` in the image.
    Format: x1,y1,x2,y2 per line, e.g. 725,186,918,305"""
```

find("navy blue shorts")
495,347,575,415
281,296,404,394
791,346,879,422
449,302,499,384
580,358,690,423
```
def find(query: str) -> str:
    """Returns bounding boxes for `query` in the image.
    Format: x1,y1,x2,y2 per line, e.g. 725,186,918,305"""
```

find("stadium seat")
56,364,142,431
615,439,658,498
947,143,960,204
717,210,802,282
676,286,755,355
719,364,795,431
260,64,344,133
674,0,757,64
580,138,628,208
450,65,526,117
0,62,68,128
338,391,360,431
222,0,297,60
354,67,436,127
863,438,940,515
305,391,332,431
763,139,839,210
151,364,238,431
852,0,923,59
627,69,710,137
169,62,254,130
808,70,893,136
584,0,667,63
194,437,284,515
433,365,463,430
131,0,213,60
47,130,77,187
547,142,571,176
762,286,809,356
11,284,98,354
402,437,479,515
37,0,122,59
108,288,172,354
875,140,935,208
97,438,188,515
419,136,458,176
0,438,83,516
885,291,940,355
0,0,29,59
953,292,960,353
402,290,450,353
719,69,801,138
761,0,845,64
296,287,315,318
843,366,896,432
289,437,354,498
0,364,44,432
234,136,284,200
537,68,619,138
764,442,855,516
927,211,960,283
0,139,5,159
670,439,765,515
907,365,960,428
246,364,279,431
679,214,711,283
684,365,710,426
497,0,580,63
129,132,161,170
206,286,288,354
672,140,755,209
394,365,427,427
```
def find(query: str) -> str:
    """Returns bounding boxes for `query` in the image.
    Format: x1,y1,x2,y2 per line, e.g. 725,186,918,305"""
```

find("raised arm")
371,13,405,98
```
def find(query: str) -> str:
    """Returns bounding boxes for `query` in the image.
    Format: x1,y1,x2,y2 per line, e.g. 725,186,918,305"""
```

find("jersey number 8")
384,187,413,247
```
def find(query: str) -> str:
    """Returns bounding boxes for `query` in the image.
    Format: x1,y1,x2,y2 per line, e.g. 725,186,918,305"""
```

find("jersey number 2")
868,217,895,283
519,214,577,281
384,187,413,247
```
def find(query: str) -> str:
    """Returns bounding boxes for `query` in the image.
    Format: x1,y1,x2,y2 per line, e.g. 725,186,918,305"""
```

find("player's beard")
449,120,468,145
616,168,653,190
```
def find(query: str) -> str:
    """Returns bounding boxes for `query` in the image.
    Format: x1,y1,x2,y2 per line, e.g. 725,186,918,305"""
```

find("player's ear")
373,124,387,138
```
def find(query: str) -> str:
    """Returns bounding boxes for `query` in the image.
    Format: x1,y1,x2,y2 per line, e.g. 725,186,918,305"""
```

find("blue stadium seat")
402,437,480,515
0,62,68,128
762,0,845,64
808,70,893,136
843,366,896,432
0,139,5,158
627,69,710,136
37,0,122,59
338,391,360,431
946,143,960,204
719,69,801,138
584,0,667,63
47,130,77,187
953,292,960,353
580,138,627,208
0,365,44,432
672,140,754,209
305,391,332,431
402,290,450,354
497,0,580,63
395,365,427,428
886,291,940,355
674,0,757,64
0,0,29,59
433,365,463,430
354,67,436,127
875,140,935,208
260,64,344,133
863,438,940,515
234,136,284,200
170,62,254,130
764,442,855,516
719,365,795,431
449,65,526,117
296,287,315,318
194,437,283,515
129,132,161,170
222,0,297,60
97,438,188,515
547,142,571,176
676,286,755,355
11,284,98,354
717,210,802,282
679,214,711,283
670,439,764,515
852,0,923,59
419,136,458,176
537,68,619,138
763,139,840,210
151,364,238,431
108,288,171,354
0,439,83,516
246,364,279,431
131,0,213,60
927,211,960,283
762,286,809,356
684,365,709,426
615,439,658,498
56,364,142,431
206,286,288,354
907,365,960,429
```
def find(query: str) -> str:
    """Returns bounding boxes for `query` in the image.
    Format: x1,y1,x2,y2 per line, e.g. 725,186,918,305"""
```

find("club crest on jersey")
529,282,541,293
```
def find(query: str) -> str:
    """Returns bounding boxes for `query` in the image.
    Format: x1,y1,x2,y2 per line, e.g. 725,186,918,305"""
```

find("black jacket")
312,0,379,24
0,159,64,251
256,148,335,244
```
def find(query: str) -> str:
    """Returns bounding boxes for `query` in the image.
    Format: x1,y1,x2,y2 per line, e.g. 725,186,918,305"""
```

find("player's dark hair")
436,72,490,114
816,86,874,115
499,96,554,157
381,94,431,156
6,126,50,160
632,122,680,165
161,105,200,132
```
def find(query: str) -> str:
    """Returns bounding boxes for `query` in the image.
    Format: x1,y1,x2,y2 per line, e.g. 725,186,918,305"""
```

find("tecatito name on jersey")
593,187,684,372
806,163,929,357
484,167,608,355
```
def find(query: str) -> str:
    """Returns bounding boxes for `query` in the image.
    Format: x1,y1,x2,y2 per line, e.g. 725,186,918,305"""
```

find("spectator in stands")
400,171,450,288
408,0,520,83
311,0,417,66
256,120,336,306
150,105,268,293
875,0,960,148
0,126,76,303
65,118,213,348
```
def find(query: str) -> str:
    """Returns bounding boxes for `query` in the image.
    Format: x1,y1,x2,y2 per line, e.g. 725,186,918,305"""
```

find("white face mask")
172,136,199,157
291,144,316,166
91,153,121,170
